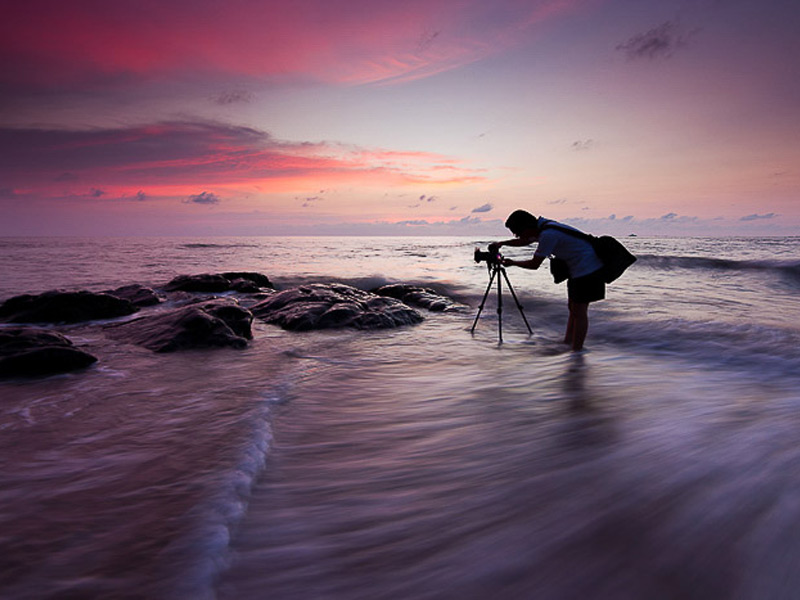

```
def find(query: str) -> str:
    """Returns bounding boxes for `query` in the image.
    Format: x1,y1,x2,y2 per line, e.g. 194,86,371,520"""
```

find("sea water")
1,236,799,599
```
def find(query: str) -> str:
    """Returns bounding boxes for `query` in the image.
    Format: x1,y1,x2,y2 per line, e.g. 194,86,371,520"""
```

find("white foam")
164,389,282,600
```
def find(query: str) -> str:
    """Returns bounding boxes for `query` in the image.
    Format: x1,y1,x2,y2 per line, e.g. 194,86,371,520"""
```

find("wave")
444,279,800,380
163,380,294,600
178,243,259,249
593,313,800,383
636,254,800,280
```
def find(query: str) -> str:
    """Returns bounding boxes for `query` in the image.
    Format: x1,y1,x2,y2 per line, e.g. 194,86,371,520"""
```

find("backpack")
541,223,637,284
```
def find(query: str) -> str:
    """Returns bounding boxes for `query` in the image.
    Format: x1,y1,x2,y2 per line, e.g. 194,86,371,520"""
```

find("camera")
474,247,503,265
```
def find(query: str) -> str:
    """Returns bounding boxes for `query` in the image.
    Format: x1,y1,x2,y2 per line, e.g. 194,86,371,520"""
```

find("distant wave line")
178,243,260,249
636,254,800,279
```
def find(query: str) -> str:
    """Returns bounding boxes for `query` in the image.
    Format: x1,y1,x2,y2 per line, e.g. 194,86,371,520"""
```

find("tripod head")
474,247,504,269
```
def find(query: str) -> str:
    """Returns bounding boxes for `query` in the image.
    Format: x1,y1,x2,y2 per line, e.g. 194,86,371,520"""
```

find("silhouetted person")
489,210,604,351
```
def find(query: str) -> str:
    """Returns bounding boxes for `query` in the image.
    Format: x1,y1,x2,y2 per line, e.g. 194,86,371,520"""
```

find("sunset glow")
2,0,798,235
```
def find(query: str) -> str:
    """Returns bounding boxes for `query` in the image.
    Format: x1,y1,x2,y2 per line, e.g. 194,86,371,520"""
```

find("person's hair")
504,210,539,235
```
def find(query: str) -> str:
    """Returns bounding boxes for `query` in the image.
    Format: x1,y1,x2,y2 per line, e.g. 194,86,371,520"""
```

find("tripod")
471,262,532,343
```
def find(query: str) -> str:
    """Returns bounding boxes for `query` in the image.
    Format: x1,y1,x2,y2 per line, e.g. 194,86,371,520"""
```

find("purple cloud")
213,90,254,105
617,21,696,60
571,139,594,151
740,212,777,221
185,191,221,205
471,202,493,213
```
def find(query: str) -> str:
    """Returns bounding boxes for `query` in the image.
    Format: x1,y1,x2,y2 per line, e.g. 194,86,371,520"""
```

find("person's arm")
503,255,545,270
488,236,535,252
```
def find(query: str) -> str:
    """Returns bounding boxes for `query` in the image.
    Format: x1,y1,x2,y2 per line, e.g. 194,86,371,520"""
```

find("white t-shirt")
533,218,603,279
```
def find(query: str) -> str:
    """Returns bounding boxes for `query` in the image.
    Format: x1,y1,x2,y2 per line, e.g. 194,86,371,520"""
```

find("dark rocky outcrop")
372,284,463,312
251,283,423,331
105,300,253,352
163,274,232,293
163,272,273,294
0,290,138,324
228,279,262,293
221,272,273,289
0,327,98,378
105,284,162,307
198,300,254,339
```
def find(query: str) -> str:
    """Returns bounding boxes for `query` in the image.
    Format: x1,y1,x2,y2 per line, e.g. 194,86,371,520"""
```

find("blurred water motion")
220,318,800,600
0,235,798,598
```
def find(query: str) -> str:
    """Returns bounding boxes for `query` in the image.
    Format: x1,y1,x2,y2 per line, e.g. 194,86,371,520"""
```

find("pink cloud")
1,0,587,90
0,121,488,200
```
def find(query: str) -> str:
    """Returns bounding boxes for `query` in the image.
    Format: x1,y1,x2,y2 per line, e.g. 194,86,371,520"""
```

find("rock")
105,284,162,307
229,278,262,293
236,290,277,309
0,347,98,378
105,300,252,352
251,283,423,331
160,291,203,307
221,272,273,289
163,272,273,294
0,327,72,354
0,290,138,324
163,274,231,293
372,284,463,312
0,327,97,378
198,300,254,339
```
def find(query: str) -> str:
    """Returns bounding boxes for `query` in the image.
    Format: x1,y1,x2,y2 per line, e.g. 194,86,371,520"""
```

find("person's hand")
501,257,515,267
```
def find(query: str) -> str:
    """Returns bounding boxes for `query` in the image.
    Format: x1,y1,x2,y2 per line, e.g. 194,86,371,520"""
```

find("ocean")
1,235,800,599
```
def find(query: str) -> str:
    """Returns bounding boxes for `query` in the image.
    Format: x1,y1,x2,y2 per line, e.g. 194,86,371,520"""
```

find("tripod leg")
497,265,503,343
470,267,498,333
501,268,533,335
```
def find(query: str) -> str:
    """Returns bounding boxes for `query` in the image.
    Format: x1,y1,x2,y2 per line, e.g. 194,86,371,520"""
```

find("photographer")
489,210,604,352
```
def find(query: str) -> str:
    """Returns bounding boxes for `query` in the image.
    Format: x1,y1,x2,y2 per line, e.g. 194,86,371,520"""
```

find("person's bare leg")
570,302,589,351
563,300,576,346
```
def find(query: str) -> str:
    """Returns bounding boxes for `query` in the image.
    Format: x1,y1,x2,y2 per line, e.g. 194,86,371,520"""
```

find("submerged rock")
105,300,253,352
372,284,463,312
251,283,423,331
105,284,162,307
0,290,138,324
0,327,98,378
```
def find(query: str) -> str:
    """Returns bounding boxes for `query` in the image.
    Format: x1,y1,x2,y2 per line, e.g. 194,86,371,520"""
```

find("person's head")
504,210,540,238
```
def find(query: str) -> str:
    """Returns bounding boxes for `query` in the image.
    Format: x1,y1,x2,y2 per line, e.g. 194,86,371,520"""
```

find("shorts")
567,269,606,303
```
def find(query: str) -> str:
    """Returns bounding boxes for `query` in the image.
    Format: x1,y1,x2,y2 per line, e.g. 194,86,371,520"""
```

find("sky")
1,0,798,236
